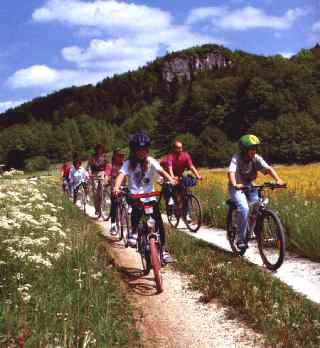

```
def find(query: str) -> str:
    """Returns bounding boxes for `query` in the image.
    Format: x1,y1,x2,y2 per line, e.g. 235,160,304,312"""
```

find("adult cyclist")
87,144,109,215
163,140,202,221
228,134,284,250
113,133,177,263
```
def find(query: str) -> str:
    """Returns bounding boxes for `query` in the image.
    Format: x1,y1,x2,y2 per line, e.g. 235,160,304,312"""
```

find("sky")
0,0,319,113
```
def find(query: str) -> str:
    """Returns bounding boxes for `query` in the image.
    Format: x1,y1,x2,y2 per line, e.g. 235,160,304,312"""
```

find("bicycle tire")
165,199,180,228
101,185,112,221
120,204,130,248
226,205,246,256
256,209,286,271
115,203,123,241
149,237,163,293
184,194,202,232
137,225,151,275
77,184,87,214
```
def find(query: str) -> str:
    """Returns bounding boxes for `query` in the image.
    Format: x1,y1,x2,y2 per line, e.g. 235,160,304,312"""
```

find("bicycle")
113,187,131,247
226,182,287,271
74,182,88,214
127,191,164,293
162,175,202,232
89,172,112,220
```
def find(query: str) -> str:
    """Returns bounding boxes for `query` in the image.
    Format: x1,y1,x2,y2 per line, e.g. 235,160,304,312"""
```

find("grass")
167,229,320,348
0,175,140,347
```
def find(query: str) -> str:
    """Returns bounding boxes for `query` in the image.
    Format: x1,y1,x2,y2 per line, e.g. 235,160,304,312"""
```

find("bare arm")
266,167,284,185
113,172,126,194
158,168,176,185
190,165,202,180
227,172,244,189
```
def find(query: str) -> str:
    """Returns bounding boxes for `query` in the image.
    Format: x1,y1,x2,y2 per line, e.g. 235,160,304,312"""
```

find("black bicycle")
128,191,164,293
226,182,287,271
89,173,112,221
162,175,202,232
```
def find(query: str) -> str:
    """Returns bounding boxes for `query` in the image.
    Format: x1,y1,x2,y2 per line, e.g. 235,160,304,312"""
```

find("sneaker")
110,223,118,236
128,233,138,247
185,213,192,223
237,240,247,250
162,250,173,263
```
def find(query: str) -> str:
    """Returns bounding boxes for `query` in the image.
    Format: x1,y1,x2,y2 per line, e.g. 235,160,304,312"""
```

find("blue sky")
0,0,319,113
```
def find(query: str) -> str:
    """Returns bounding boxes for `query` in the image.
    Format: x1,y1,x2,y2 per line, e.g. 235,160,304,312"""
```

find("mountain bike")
114,187,131,247
74,182,88,214
162,175,202,232
128,191,164,293
226,182,287,271
90,172,111,220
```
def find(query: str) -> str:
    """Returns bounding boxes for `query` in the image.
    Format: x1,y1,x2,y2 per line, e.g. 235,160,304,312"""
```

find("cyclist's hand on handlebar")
112,188,121,197
276,179,285,186
234,183,244,190
169,177,178,186
197,175,203,181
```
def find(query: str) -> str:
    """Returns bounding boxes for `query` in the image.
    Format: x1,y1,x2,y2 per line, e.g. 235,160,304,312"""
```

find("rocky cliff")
162,51,232,82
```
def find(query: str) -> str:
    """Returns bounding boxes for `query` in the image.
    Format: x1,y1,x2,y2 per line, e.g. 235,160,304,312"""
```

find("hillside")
1,43,319,168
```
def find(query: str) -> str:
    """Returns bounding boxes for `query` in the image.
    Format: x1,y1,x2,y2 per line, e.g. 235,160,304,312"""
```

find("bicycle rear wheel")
257,209,286,271
184,194,202,232
138,231,151,275
101,185,112,221
78,184,87,214
226,205,246,256
149,237,163,293
120,204,130,247
166,199,180,228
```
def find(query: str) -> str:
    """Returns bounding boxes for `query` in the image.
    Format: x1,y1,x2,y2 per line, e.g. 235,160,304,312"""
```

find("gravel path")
82,203,267,348
169,217,320,304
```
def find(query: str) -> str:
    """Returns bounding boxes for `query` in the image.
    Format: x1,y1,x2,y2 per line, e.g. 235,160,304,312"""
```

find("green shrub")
24,155,50,172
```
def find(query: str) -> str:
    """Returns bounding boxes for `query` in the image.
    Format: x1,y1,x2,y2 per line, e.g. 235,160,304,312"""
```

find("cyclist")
69,160,90,203
113,133,177,263
60,160,73,195
87,144,109,215
228,134,284,249
164,140,202,221
105,148,127,236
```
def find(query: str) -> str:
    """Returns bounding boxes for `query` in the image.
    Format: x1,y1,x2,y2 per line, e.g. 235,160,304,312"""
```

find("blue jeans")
228,184,259,243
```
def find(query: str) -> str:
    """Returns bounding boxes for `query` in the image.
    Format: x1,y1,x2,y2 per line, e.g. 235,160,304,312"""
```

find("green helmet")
239,134,261,151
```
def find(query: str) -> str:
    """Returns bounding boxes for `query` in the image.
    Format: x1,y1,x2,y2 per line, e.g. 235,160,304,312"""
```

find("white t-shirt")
120,156,162,201
69,167,89,188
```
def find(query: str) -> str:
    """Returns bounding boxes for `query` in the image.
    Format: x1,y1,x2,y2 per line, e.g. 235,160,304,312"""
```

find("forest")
0,43,319,169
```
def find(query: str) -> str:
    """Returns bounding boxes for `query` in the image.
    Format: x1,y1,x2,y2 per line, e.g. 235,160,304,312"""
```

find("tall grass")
0,176,140,347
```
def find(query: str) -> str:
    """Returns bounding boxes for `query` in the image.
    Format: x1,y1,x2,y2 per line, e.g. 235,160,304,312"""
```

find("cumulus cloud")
187,6,307,31
32,0,172,33
7,65,107,90
312,21,320,32
0,100,27,113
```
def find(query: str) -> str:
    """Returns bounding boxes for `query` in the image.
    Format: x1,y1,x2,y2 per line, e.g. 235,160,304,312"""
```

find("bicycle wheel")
226,205,246,256
149,237,163,293
115,203,123,241
138,230,151,275
257,209,286,271
78,184,87,214
101,185,112,221
165,199,180,228
120,204,130,248
184,194,202,232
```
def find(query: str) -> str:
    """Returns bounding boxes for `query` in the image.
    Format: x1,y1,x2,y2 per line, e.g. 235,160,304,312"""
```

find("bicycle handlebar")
128,191,161,199
237,182,287,191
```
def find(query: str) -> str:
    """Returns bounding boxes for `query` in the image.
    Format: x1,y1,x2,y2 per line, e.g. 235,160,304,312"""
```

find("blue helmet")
129,133,151,151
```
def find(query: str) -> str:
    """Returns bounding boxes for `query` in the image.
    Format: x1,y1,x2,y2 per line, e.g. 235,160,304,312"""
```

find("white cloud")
7,65,107,90
312,21,320,32
0,100,27,113
187,6,307,31
32,0,172,33
278,51,294,58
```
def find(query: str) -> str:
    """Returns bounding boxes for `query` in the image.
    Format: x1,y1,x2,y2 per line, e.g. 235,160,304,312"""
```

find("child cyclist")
61,160,73,195
69,160,90,204
105,148,127,236
228,134,284,250
113,133,177,263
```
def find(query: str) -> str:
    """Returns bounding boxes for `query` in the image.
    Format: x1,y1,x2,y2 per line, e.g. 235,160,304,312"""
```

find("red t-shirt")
167,152,193,177
61,163,72,178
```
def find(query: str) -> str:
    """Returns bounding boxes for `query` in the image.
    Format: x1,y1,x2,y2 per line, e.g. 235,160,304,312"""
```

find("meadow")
194,163,320,261
0,172,140,347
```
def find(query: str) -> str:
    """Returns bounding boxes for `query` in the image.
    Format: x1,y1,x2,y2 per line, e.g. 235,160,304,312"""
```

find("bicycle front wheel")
257,209,286,271
120,204,130,247
226,205,246,256
101,185,112,221
149,237,163,293
78,184,87,214
138,232,151,275
184,194,202,232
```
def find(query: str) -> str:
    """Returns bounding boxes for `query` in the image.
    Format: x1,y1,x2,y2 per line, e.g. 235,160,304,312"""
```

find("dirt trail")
84,204,266,348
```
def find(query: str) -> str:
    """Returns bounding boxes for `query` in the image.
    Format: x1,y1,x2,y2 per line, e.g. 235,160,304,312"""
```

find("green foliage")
24,155,50,172
1,43,320,166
